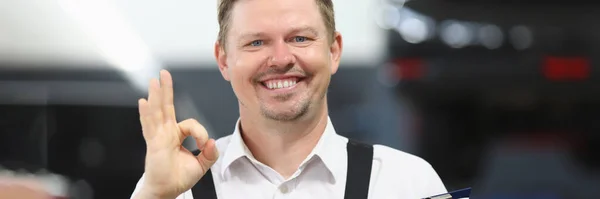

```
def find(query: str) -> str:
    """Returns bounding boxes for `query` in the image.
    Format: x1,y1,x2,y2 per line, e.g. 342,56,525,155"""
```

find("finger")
159,70,177,122
178,119,209,146
197,139,219,172
138,98,154,140
147,78,164,125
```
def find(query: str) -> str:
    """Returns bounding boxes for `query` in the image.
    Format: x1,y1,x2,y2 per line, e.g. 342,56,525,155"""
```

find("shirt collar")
220,117,347,183
219,118,254,177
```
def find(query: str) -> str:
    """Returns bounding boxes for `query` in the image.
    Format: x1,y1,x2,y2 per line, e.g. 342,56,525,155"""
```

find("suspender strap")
192,169,217,199
190,140,374,199
191,150,217,199
344,139,374,199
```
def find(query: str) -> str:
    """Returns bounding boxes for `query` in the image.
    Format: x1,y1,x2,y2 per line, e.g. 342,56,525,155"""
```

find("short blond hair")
217,0,336,46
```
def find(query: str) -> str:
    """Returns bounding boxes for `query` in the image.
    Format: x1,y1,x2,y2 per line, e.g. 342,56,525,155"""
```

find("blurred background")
1,0,599,198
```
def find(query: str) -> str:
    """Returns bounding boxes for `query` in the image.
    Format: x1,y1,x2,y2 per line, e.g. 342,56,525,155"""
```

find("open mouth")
260,77,305,90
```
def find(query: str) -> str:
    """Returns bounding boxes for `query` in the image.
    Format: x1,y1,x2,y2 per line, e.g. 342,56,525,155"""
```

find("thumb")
176,119,219,173
196,138,219,173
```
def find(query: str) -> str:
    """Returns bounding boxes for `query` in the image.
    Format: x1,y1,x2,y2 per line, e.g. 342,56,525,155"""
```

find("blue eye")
294,36,307,42
250,40,263,46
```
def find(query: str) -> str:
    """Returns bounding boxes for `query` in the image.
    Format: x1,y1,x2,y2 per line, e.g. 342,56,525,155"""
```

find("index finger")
178,119,209,146
160,70,177,122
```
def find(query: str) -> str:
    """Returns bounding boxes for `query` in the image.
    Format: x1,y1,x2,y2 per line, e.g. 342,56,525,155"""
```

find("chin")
263,113,303,121
260,103,309,121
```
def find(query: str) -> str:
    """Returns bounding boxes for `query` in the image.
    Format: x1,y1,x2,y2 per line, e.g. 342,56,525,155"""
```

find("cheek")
295,47,330,73
229,55,262,89
230,68,252,91
229,68,256,103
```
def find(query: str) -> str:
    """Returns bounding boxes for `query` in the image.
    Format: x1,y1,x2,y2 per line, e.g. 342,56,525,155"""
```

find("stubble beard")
260,84,329,122
260,93,311,121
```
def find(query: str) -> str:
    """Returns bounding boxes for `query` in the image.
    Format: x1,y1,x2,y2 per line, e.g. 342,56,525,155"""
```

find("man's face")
215,0,343,121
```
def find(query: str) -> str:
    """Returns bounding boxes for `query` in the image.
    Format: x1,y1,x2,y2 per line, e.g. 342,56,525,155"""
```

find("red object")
542,56,590,81
393,58,425,80
505,132,583,152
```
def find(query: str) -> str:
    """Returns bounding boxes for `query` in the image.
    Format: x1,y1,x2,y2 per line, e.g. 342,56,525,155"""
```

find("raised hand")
136,70,219,199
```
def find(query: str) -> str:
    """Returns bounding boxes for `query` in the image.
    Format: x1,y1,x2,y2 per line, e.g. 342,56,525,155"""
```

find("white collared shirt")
131,117,448,199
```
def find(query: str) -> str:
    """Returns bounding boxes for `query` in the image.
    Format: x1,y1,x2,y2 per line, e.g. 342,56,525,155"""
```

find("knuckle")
197,123,208,135
152,111,163,120
163,104,175,109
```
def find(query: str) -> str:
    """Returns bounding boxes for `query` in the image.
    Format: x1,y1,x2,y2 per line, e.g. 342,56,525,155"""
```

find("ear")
214,41,230,81
329,31,343,75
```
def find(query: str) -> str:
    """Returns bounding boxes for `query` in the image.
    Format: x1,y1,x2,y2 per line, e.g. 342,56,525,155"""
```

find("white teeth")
264,79,298,89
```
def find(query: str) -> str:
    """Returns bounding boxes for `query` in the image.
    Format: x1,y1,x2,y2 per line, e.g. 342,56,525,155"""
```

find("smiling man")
130,0,448,198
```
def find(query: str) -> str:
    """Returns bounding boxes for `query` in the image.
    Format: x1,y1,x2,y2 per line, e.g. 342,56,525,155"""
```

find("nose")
267,40,296,68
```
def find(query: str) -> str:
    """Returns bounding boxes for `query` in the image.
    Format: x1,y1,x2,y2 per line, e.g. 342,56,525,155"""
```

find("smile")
261,77,303,90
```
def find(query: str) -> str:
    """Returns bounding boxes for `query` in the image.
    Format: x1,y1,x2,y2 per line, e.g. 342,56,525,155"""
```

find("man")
131,0,448,198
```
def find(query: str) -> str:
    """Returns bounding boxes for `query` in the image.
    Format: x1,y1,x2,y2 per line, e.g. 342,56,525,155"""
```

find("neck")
239,102,329,179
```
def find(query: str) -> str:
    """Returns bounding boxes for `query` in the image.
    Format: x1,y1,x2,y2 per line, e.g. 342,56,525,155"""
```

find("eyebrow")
289,26,320,37
238,32,267,42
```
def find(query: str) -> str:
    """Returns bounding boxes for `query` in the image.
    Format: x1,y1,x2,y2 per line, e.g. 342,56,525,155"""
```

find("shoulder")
370,144,447,197
372,144,434,171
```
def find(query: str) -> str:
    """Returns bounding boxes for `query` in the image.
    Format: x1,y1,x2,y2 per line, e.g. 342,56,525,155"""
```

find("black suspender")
192,150,218,199
192,168,218,199
344,139,374,199
191,139,374,199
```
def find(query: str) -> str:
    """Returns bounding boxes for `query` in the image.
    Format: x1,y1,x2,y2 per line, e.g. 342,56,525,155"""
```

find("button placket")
279,185,289,194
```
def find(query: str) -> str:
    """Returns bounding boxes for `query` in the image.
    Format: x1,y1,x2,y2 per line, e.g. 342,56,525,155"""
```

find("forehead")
228,0,326,37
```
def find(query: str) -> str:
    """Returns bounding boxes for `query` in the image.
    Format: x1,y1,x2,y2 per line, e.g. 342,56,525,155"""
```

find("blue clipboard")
423,187,471,199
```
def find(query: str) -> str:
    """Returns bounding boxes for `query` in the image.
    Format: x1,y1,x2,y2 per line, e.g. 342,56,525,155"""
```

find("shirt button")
279,185,289,194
